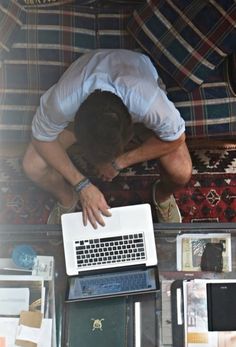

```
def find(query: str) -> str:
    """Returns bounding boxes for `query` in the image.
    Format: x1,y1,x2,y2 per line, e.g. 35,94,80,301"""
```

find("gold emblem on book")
91,318,105,331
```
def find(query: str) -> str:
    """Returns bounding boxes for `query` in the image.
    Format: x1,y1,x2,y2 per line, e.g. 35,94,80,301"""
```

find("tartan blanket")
127,0,236,92
0,0,236,142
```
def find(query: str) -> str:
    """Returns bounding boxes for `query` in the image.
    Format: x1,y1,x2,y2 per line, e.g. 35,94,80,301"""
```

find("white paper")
0,288,29,315
16,325,41,343
32,256,54,281
0,318,52,347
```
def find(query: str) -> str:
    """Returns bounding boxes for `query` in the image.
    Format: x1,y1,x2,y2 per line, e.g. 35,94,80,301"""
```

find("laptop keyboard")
75,233,146,268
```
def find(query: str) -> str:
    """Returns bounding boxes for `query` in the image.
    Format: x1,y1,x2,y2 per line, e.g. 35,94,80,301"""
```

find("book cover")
65,297,128,347
183,279,236,347
207,282,236,331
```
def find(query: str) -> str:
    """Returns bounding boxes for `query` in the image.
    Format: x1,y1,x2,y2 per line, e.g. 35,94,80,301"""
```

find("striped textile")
158,57,236,138
17,0,74,6
0,1,236,142
0,4,137,142
17,0,144,8
127,0,236,92
0,0,24,60
229,51,236,94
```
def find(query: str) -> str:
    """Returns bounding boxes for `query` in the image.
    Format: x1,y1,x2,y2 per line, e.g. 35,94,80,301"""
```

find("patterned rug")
1,148,236,224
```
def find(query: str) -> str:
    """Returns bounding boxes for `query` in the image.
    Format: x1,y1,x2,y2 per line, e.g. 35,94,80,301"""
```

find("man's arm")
116,133,186,170
32,138,111,228
96,133,186,181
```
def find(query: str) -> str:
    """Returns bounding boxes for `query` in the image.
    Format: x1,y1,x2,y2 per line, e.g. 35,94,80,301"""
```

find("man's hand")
78,183,111,229
96,162,120,182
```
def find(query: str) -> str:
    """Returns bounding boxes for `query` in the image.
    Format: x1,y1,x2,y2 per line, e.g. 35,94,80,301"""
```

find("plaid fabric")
127,0,236,92
17,0,78,6
158,59,236,138
0,4,137,142
0,2,235,142
0,0,24,60
228,52,236,94
17,0,144,8
102,0,145,4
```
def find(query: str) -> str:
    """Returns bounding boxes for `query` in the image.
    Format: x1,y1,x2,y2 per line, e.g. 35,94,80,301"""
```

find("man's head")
74,90,133,165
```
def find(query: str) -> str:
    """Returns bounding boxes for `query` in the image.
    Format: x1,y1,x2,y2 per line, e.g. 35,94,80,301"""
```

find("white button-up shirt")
32,49,185,142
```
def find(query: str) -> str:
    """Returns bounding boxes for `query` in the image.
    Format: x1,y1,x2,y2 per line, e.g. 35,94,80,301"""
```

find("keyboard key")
75,232,146,268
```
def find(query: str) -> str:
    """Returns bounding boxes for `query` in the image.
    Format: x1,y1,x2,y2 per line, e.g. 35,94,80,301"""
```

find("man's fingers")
86,209,98,229
84,206,111,229
79,185,111,229
93,208,107,227
87,208,106,229
82,209,88,227
101,208,112,217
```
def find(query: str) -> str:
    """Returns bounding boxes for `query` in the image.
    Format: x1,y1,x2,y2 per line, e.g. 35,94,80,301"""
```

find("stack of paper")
0,256,55,347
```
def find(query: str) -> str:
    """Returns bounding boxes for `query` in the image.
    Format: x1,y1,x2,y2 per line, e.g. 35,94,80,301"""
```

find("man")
23,49,192,229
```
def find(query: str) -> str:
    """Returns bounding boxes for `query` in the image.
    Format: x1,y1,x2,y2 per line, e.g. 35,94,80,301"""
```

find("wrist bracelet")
74,177,91,193
111,160,122,172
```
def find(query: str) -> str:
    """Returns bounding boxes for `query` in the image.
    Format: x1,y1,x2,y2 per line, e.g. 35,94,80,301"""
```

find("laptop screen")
66,267,159,301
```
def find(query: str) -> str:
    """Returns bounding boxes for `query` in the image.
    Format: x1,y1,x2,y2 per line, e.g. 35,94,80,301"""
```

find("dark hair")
74,90,133,165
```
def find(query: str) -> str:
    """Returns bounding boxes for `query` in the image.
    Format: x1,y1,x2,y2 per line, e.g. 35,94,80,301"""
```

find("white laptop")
61,203,159,301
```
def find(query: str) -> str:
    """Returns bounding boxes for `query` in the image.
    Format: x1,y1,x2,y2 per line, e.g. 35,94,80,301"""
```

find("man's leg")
156,141,192,201
153,141,192,222
22,129,77,209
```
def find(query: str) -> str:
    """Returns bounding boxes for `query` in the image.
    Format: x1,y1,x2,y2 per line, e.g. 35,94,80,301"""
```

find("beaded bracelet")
111,160,122,172
74,177,91,193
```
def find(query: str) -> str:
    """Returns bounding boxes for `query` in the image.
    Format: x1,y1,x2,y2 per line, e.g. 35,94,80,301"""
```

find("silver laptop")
61,203,159,301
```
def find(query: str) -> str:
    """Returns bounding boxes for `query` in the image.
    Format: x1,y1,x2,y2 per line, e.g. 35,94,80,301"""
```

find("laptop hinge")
76,264,147,277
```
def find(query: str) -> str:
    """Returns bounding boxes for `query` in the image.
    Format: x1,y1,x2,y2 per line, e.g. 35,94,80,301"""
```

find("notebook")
65,297,128,347
61,203,159,301
207,281,236,331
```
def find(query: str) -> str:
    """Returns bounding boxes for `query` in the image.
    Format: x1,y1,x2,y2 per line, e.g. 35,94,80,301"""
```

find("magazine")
176,233,232,271
183,279,236,347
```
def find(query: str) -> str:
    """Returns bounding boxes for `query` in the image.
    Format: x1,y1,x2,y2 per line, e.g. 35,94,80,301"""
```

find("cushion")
17,0,144,7
157,59,236,138
17,0,80,7
228,52,236,94
102,0,145,4
0,0,24,60
127,0,236,92
97,7,139,49
0,5,137,142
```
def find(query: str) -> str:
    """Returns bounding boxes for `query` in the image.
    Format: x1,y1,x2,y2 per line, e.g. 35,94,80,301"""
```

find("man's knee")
165,167,191,189
172,156,192,187
22,144,48,182
159,143,192,187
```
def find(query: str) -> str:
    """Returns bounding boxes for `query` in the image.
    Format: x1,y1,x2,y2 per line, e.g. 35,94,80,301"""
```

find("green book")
65,297,128,347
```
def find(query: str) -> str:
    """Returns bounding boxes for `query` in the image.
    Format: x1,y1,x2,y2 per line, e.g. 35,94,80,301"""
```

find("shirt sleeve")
32,85,69,141
141,87,185,141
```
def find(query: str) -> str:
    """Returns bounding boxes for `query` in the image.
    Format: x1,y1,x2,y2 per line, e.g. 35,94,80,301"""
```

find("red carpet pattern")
0,148,236,224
